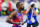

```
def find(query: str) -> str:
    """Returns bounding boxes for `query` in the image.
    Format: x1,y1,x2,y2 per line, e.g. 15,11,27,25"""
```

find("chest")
17,12,23,19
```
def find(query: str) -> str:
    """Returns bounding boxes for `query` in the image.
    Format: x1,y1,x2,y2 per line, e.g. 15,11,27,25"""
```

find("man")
6,2,24,27
24,2,39,27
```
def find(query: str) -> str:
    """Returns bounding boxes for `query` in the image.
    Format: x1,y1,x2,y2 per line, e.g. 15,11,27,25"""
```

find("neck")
18,9,21,13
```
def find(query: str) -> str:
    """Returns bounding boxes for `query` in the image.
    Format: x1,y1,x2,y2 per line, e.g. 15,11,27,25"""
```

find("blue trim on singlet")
16,9,23,22
16,9,23,16
27,8,38,24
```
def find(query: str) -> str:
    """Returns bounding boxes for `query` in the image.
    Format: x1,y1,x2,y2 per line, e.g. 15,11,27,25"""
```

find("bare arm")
6,10,17,24
22,6,31,15
33,8,38,16
26,8,30,14
26,6,31,14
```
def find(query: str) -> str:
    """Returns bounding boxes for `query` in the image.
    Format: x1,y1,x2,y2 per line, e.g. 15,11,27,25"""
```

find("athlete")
6,2,24,27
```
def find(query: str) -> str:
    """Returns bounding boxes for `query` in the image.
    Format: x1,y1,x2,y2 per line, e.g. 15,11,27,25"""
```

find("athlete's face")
18,3,24,10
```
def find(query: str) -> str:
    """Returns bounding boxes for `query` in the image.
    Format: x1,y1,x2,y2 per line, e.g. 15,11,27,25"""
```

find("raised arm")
23,6,31,15
32,8,38,16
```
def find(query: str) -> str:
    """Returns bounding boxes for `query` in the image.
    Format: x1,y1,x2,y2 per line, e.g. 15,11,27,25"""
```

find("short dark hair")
16,2,21,8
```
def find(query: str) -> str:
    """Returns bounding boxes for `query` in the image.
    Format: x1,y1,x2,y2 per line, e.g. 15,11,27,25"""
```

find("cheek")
20,5,22,7
23,6,24,8
20,6,23,8
34,6,35,7
19,5,21,7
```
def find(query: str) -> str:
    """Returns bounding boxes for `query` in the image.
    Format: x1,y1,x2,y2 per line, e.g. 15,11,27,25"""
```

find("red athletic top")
12,17,19,26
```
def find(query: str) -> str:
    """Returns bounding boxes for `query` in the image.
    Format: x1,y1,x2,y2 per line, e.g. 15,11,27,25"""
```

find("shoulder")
34,8,38,10
11,10,17,15
12,10,17,13
35,8,39,12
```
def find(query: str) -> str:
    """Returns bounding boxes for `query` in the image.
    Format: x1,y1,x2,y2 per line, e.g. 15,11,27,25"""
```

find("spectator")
7,0,13,15
1,0,8,15
7,0,19,15
0,0,3,16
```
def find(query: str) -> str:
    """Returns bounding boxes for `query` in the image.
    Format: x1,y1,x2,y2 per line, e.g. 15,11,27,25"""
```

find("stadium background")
0,0,40,16
0,0,40,27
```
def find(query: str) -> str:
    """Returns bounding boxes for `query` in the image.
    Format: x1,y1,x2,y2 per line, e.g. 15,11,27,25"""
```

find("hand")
22,22,24,25
29,6,32,9
23,10,26,15
32,7,34,10
17,22,20,25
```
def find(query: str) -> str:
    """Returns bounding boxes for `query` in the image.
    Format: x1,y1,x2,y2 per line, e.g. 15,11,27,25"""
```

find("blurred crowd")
0,0,40,16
